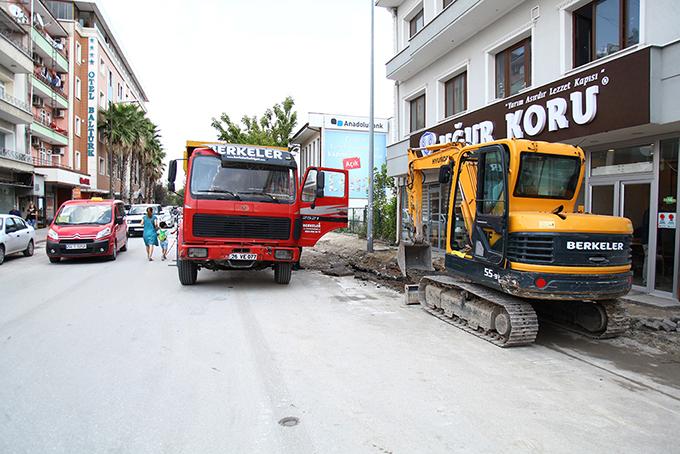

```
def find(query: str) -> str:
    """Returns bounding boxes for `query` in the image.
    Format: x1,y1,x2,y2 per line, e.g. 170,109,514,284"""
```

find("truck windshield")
55,204,112,225
514,152,580,200
190,155,296,203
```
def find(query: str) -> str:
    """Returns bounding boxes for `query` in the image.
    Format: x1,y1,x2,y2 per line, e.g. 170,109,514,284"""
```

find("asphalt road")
1,238,679,454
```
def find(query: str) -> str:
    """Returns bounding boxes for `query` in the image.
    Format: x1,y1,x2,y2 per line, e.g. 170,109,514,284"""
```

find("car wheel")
0,245,5,265
23,239,34,257
178,259,198,285
274,262,292,285
49,256,60,263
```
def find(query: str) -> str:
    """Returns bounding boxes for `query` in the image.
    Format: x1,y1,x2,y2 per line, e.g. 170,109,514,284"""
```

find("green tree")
211,96,298,147
372,163,397,243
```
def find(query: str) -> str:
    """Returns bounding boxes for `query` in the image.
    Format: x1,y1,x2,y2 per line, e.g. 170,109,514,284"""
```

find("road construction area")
0,235,678,453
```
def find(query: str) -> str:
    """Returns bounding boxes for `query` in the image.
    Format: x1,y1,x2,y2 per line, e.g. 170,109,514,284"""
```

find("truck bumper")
178,244,300,267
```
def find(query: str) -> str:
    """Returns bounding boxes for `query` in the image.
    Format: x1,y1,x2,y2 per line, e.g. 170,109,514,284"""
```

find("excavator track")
534,299,629,339
418,275,538,347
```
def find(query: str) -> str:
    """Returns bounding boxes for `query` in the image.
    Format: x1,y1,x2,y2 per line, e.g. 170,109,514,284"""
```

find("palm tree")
98,103,140,200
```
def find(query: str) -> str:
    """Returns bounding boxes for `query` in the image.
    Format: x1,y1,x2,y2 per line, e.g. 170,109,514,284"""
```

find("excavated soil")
304,232,680,356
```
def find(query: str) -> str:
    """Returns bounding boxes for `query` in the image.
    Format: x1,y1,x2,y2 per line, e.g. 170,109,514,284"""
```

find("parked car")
0,214,35,265
46,198,128,263
160,205,178,227
125,204,162,237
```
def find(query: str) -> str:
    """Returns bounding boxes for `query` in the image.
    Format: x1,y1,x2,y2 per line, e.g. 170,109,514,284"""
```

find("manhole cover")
278,416,299,427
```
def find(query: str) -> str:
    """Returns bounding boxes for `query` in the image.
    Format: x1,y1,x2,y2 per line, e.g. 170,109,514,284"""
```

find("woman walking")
142,206,158,261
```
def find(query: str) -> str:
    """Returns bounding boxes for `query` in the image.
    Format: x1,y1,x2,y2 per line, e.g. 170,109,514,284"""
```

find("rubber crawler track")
419,275,539,348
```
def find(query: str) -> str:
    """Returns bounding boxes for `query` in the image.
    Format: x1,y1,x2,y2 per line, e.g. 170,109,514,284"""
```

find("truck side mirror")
167,160,177,193
438,164,452,184
315,171,325,199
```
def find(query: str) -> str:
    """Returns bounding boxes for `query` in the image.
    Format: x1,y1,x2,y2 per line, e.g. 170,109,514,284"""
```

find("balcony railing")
33,68,68,99
0,147,32,164
33,155,70,169
0,26,30,57
33,114,67,136
0,90,30,112
32,26,68,59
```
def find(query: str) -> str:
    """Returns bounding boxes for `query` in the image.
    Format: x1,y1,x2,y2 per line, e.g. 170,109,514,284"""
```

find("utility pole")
367,0,375,253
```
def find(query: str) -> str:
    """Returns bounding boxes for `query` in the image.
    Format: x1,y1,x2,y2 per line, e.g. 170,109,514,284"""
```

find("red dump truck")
167,143,349,285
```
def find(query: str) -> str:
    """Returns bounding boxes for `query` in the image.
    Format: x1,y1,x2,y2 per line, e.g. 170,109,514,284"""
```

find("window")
479,149,505,215
301,169,318,202
75,77,81,99
75,41,81,65
443,0,455,8
445,72,466,117
75,116,81,137
409,94,426,132
496,38,531,99
514,153,581,199
573,0,639,67
409,8,424,38
99,91,105,108
98,156,105,175
75,151,81,171
100,58,106,76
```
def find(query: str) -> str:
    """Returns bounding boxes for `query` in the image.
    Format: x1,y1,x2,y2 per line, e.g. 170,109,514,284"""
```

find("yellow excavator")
400,138,632,347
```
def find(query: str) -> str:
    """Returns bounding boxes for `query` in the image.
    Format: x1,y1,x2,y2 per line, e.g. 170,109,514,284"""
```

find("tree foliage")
211,97,298,147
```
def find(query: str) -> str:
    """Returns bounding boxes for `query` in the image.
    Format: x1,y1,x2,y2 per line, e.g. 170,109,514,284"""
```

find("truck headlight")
188,248,208,258
274,249,294,260
47,228,59,240
96,227,111,239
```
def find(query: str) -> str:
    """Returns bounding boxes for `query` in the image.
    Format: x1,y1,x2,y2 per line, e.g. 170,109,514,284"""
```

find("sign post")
367,0,375,253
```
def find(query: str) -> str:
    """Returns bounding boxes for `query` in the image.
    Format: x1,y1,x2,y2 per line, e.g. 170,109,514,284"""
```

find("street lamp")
367,0,375,253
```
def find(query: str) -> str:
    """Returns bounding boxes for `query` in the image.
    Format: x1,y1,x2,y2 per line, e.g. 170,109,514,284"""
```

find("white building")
378,0,680,301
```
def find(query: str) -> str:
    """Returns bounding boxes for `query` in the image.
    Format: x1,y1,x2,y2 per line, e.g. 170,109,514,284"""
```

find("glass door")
621,182,651,288
590,184,616,215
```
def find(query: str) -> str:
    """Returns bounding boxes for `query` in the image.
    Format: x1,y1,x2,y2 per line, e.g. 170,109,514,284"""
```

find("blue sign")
323,129,387,199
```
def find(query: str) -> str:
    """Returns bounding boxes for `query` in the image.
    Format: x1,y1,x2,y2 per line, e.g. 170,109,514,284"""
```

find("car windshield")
514,152,581,200
55,204,112,225
190,155,296,203
128,206,158,215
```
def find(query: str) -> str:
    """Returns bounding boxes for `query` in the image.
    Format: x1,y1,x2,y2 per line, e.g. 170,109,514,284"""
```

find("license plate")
229,253,257,261
65,243,87,250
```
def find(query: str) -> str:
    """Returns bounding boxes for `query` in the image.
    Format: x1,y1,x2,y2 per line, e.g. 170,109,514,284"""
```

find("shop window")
573,0,640,68
409,8,424,38
409,94,426,132
443,0,456,8
496,38,531,99
656,138,678,294
444,72,466,118
590,144,653,176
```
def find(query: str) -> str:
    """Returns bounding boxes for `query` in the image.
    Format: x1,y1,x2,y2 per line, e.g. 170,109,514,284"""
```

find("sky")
97,0,395,174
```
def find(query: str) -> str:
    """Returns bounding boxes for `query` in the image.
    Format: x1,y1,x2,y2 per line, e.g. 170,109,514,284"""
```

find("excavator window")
514,152,580,199
479,150,506,215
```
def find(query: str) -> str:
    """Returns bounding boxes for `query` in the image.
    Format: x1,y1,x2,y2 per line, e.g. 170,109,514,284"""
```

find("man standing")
8,206,21,217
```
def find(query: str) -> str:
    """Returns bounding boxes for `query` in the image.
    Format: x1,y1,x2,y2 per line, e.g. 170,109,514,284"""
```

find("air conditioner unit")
32,96,44,107
55,109,66,118
31,136,41,146
51,147,65,155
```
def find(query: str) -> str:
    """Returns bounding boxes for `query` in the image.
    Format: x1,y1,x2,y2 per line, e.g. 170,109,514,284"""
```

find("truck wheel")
274,262,292,285
178,259,198,285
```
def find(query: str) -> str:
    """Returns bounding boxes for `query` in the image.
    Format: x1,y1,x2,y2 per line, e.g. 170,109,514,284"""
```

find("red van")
46,198,128,263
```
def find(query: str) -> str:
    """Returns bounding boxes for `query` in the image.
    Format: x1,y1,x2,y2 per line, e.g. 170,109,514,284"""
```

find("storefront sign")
324,114,389,133
79,177,90,186
410,48,651,148
658,212,677,229
342,157,361,170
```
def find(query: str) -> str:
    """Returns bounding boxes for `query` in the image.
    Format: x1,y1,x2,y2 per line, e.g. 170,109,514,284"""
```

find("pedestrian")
25,202,37,228
142,206,158,261
8,206,21,217
158,221,170,261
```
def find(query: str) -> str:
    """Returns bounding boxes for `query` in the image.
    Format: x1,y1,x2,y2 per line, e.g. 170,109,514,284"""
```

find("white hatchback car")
0,214,35,265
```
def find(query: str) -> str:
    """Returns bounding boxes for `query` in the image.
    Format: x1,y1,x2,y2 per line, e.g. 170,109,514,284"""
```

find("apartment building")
378,0,680,300
0,1,35,214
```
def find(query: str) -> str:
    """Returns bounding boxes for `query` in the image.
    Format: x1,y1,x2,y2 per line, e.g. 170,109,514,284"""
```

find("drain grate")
278,416,299,427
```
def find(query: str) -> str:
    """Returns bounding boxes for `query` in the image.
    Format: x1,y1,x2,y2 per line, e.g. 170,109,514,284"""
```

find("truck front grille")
507,234,554,264
192,214,291,240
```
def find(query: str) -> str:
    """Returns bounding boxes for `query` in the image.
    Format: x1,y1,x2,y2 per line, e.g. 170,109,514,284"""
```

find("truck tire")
178,259,198,285
274,262,292,285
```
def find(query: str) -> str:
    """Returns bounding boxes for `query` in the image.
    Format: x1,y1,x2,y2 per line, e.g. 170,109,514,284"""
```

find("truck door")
471,145,509,266
296,167,349,247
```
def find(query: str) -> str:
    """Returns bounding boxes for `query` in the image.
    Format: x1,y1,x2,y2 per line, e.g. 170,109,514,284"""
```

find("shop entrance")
422,183,449,250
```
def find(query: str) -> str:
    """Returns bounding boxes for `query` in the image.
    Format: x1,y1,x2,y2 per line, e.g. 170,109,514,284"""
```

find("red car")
46,198,128,263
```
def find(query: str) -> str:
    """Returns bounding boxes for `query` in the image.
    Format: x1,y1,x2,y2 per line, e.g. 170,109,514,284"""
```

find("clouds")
98,0,394,175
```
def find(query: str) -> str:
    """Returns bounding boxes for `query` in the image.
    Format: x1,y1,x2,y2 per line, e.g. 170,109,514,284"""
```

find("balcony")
0,90,32,124
0,147,33,173
31,115,67,146
386,0,524,80
31,27,68,72
32,73,68,108
0,8,32,73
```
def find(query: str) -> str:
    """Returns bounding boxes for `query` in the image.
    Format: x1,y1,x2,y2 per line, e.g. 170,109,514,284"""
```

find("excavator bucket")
397,242,434,276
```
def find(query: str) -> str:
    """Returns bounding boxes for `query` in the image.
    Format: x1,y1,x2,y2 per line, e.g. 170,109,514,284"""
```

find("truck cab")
168,143,349,285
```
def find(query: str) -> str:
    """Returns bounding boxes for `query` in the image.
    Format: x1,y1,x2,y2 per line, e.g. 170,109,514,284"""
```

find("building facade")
292,112,389,209
378,0,680,301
